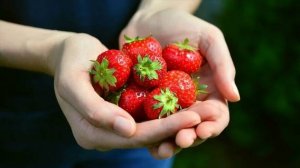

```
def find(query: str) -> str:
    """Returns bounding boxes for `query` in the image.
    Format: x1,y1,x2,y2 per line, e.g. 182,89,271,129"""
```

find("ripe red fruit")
90,50,132,93
92,82,103,96
159,70,196,108
144,88,179,120
122,35,162,64
133,55,167,88
118,83,149,122
162,38,203,74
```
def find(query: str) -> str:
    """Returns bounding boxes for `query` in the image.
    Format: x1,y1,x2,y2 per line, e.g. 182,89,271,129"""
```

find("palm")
120,8,236,152
52,34,201,151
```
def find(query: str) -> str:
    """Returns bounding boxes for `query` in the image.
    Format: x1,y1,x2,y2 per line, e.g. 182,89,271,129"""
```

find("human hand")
120,8,240,158
47,33,201,151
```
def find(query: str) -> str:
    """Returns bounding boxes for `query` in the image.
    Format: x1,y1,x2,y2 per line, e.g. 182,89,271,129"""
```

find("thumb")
199,28,240,102
213,62,240,102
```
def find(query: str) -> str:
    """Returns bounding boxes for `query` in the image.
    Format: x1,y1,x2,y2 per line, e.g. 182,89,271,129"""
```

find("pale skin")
0,0,240,160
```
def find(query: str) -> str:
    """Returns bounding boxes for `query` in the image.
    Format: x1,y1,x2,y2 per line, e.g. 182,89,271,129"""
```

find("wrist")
41,31,75,75
0,21,75,75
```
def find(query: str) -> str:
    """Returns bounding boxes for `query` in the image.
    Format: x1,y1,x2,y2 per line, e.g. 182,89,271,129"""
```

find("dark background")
174,0,300,167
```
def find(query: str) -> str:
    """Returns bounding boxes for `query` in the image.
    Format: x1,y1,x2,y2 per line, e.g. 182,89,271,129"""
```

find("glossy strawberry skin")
133,55,167,88
92,50,132,92
162,44,203,74
119,83,149,122
143,88,164,120
159,70,196,108
122,36,162,64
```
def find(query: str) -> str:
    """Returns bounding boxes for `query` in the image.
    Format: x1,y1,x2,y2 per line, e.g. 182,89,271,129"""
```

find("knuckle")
85,110,102,127
209,25,224,38
206,25,225,45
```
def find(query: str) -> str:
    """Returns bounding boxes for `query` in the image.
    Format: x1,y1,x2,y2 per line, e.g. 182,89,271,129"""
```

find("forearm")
0,20,74,75
138,0,201,14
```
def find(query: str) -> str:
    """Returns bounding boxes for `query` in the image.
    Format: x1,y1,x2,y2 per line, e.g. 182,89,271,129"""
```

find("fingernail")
232,81,240,101
113,116,134,137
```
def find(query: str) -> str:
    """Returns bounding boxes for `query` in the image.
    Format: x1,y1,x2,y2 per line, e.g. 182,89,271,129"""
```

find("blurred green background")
174,0,300,167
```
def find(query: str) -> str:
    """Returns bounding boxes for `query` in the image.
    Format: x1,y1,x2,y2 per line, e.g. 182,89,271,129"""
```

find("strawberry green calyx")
124,35,145,43
153,88,180,119
175,38,196,51
105,87,125,105
192,75,208,95
90,59,116,91
134,55,162,81
197,84,208,94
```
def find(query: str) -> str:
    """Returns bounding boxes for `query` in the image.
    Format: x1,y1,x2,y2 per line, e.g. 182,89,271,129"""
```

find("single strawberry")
162,38,203,74
122,35,162,64
159,70,197,108
144,88,180,120
133,55,167,88
118,83,149,122
90,49,132,93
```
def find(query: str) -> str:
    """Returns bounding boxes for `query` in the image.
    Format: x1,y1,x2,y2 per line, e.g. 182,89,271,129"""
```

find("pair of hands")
51,9,240,159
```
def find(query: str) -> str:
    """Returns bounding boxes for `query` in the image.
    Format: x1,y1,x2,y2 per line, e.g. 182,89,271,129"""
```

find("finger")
55,72,136,137
175,128,197,148
157,141,177,159
197,114,229,140
198,27,240,102
130,111,201,147
148,146,160,159
188,94,230,139
54,93,97,149
91,111,201,149
148,141,180,159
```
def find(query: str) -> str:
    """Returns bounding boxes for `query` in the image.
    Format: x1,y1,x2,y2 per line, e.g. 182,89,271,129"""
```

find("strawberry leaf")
191,74,208,95
175,38,196,51
124,35,145,43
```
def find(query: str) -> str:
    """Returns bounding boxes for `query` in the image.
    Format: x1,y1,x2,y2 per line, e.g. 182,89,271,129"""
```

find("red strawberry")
133,55,167,88
162,38,203,74
144,88,179,120
90,49,132,93
159,70,196,108
92,82,103,96
118,83,149,122
122,35,162,64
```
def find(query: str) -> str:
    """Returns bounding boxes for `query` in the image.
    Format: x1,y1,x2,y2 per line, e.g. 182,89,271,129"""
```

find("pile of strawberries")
90,35,207,122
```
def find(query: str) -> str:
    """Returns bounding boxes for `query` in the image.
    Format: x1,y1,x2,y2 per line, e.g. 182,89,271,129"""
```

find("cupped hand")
120,8,240,158
47,33,201,151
